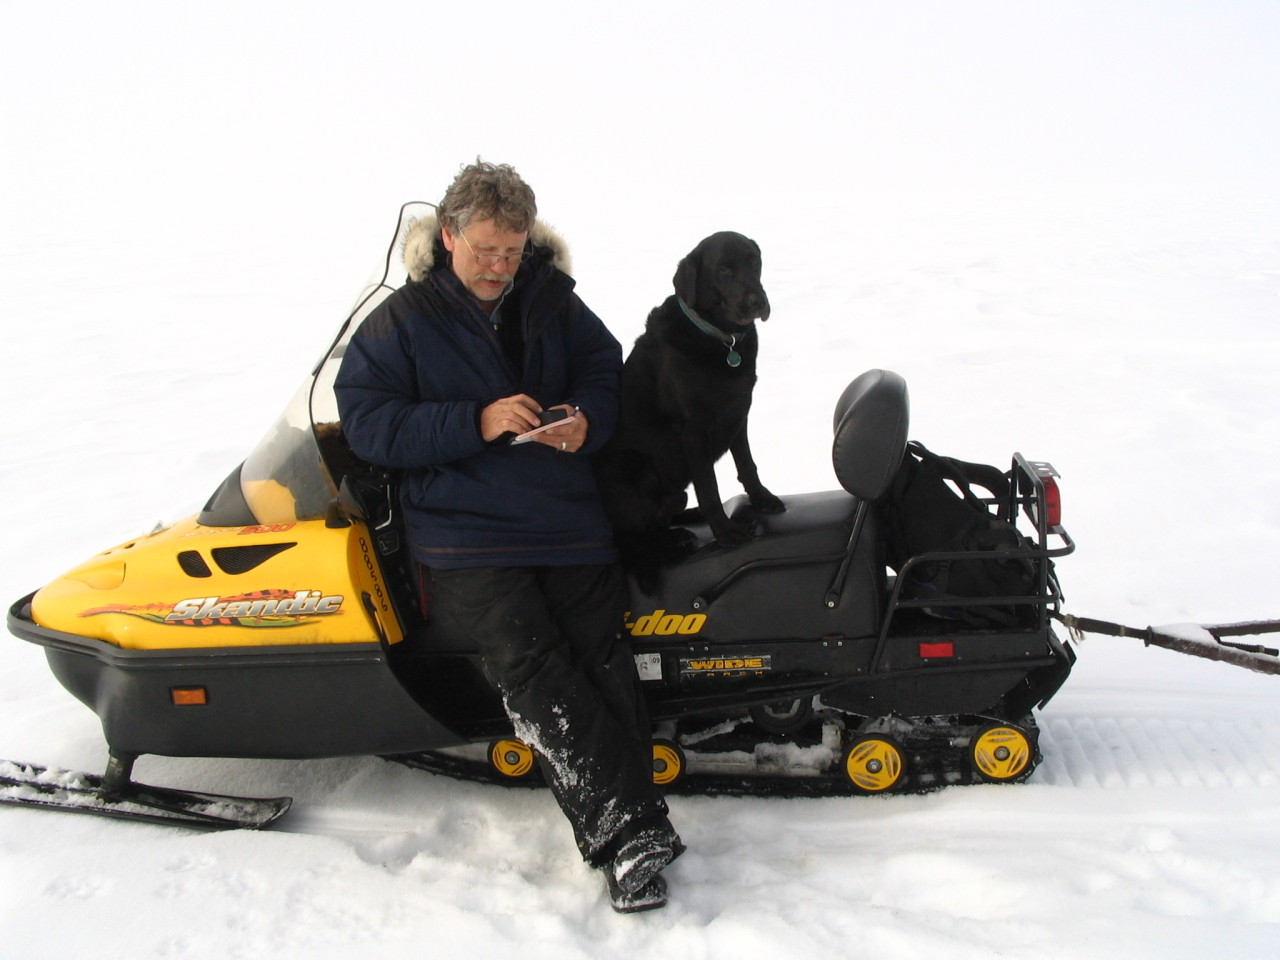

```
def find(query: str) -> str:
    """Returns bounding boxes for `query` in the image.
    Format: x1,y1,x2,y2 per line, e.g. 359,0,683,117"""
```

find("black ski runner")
0,760,291,829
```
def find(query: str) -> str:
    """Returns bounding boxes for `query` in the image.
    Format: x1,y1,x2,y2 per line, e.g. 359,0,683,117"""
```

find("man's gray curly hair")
437,158,537,235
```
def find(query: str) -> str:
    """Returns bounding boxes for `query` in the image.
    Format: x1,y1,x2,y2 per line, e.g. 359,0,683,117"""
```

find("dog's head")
673,231,770,329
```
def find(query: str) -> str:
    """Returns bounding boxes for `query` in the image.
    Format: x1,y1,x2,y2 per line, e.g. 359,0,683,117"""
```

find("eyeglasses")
456,229,530,267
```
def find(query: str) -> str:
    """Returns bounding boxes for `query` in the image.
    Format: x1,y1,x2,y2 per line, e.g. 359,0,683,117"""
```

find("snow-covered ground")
2,3,1279,957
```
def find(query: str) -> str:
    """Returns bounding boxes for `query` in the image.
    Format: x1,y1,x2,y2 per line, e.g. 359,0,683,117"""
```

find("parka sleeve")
334,307,488,469
561,295,623,454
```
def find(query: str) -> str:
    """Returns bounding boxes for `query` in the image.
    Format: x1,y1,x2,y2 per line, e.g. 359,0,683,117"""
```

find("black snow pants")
426,563,668,864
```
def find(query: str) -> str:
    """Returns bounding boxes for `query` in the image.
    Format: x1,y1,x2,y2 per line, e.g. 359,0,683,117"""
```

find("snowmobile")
6,202,1278,830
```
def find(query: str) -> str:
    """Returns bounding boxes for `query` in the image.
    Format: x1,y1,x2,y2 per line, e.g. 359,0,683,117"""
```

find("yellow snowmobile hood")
30,515,402,650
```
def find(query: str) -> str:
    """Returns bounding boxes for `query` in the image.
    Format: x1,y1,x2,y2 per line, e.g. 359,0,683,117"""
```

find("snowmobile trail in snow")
1036,714,1280,790
272,807,436,866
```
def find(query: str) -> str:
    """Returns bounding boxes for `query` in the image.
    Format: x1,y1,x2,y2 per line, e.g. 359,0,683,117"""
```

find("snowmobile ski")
0,760,291,830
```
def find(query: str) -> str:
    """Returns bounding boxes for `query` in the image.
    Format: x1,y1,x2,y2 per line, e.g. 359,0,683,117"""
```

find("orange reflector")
1043,477,1062,528
171,687,208,706
919,642,954,659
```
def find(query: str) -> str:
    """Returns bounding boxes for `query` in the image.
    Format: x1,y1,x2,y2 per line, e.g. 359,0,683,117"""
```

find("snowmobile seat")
631,370,910,644
638,490,884,643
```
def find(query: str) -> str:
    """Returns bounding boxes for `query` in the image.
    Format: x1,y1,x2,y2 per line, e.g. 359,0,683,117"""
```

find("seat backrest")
831,369,910,501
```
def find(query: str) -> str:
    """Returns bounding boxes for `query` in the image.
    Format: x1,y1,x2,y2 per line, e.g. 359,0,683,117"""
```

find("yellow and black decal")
625,609,707,637
679,655,772,677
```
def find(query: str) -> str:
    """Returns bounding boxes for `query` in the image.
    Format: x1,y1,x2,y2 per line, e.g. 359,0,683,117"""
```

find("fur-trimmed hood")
402,211,573,283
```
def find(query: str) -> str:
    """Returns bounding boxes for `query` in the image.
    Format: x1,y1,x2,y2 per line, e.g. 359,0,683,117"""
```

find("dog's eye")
718,266,734,277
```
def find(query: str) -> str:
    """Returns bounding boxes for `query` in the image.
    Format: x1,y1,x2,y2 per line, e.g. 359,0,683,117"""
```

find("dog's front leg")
730,428,785,515
682,436,754,546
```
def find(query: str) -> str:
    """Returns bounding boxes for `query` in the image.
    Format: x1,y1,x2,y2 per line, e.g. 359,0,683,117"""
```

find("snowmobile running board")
0,759,291,830
1055,613,1280,676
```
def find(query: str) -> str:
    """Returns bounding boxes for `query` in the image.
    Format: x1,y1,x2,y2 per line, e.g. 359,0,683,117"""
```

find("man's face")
441,218,529,304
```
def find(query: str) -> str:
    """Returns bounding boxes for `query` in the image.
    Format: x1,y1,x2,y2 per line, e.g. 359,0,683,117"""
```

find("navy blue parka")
334,216,622,569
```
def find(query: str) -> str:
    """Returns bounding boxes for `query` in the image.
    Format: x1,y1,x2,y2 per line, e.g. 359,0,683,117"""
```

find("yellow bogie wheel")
489,738,535,779
651,739,686,787
969,723,1033,783
843,735,906,793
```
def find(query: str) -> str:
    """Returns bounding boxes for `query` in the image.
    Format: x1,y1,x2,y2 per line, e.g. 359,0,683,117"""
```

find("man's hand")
532,404,590,453
480,394,542,442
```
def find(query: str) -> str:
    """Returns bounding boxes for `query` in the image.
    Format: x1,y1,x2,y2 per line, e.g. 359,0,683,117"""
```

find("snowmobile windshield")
229,202,433,525
238,388,337,523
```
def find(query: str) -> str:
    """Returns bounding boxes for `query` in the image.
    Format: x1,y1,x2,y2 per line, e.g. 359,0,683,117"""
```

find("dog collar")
677,298,742,367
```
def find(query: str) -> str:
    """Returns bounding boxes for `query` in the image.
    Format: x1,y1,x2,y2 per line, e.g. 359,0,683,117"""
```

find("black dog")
595,231,784,590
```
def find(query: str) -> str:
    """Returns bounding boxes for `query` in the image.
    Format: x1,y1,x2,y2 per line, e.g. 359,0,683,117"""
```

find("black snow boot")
606,871,667,914
608,819,685,896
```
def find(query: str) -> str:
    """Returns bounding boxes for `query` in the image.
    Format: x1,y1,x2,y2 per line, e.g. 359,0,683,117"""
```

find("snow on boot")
610,824,685,896
606,871,667,914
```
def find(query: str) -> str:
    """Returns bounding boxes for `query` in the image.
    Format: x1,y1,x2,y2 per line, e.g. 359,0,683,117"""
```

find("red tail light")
1043,477,1061,528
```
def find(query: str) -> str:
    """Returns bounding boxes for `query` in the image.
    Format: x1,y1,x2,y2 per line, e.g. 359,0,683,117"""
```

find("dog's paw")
710,520,756,548
750,490,786,514
658,526,698,562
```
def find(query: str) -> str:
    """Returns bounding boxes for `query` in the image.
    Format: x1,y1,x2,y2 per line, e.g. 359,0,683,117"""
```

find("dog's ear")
673,253,697,305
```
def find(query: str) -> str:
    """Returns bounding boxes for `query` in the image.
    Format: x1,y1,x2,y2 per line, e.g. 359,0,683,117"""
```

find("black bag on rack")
881,441,1037,627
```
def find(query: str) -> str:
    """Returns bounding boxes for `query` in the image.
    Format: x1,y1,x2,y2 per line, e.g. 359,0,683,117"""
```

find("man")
335,160,682,912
